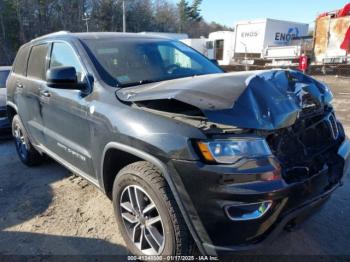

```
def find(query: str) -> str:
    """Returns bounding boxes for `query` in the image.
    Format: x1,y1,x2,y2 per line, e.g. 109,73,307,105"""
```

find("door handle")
40,90,51,98
16,82,23,89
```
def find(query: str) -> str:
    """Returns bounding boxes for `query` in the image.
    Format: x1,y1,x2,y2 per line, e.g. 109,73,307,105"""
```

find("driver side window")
50,42,84,82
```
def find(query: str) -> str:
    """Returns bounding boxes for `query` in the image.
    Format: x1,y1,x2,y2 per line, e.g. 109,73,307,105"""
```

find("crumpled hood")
117,71,253,110
116,70,333,130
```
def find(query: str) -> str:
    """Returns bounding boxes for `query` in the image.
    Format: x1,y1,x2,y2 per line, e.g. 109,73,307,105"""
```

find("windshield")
0,70,10,88
81,38,223,87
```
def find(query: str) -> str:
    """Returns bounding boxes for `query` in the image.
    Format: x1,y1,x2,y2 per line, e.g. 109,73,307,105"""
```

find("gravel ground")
0,75,349,257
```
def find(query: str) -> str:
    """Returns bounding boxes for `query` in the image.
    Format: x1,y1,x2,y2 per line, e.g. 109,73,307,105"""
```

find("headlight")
197,137,272,164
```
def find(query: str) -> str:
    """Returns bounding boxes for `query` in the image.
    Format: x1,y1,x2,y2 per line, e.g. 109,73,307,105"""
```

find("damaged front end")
117,69,334,130
116,70,347,184
263,109,345,184
117,69,350,252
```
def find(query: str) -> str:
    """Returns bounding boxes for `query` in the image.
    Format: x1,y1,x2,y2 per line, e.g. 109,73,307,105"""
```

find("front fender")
100,141,211,255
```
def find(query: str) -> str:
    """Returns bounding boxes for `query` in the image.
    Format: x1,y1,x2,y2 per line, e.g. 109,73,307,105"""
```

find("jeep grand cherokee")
6,32,350,256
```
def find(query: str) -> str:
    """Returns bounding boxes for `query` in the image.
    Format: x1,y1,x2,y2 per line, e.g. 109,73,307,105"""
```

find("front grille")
266,110,344,183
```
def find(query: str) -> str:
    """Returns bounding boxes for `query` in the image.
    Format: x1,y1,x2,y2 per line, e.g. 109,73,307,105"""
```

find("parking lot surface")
0,76,349,256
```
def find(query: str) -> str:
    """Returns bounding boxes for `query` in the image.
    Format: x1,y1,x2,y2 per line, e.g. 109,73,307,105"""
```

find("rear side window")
0,70,10,88
27,44,49,80
13,45,30,76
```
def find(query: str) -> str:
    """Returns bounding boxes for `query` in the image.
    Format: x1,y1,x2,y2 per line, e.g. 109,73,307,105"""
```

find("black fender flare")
101,141,213,255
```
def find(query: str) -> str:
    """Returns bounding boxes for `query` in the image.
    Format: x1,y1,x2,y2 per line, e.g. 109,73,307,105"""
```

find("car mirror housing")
46,66,85,90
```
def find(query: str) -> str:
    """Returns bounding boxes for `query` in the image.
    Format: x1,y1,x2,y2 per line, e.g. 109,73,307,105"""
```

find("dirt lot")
0,75,350,257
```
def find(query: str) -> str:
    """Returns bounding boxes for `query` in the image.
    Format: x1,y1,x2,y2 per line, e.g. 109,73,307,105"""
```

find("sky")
175,1,350,27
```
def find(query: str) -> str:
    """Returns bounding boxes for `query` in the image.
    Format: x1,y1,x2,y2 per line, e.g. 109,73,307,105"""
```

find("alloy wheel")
120,185,165,255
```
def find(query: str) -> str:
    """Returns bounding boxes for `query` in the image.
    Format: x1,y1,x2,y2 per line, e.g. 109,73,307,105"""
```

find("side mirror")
46,66,85,90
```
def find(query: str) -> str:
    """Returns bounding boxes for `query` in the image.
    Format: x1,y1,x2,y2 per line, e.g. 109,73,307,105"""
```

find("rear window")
0,70,10,88
13,45,30,76
27,44,49,80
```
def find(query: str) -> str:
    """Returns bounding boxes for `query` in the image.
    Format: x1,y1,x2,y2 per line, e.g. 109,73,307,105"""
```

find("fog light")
224,201,272,221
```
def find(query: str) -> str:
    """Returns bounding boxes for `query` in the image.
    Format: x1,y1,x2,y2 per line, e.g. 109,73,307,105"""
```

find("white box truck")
203,19,309,66
263,36,314,66
234,18,309,60
180,38,208,55
206,31,236,66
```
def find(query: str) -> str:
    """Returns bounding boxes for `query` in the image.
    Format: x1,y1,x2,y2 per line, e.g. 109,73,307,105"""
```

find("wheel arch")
6,101,18,124
100,141,208,255
101,142,176,199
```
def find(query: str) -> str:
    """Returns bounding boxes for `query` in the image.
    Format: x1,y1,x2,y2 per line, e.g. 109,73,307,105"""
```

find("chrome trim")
35,143,99,187
28,120,92,159
224,201,273,221
326,113,339,140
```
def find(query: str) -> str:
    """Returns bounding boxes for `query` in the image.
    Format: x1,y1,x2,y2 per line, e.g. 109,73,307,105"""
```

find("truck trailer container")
314,4,350,64
234,18,309,63
203,19,309,66
180,38,207,55
206,31,236,66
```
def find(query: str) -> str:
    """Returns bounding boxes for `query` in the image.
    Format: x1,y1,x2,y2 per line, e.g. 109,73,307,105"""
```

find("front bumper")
169,138,350,255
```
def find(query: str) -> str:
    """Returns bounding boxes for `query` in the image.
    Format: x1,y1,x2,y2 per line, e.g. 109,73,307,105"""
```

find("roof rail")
31,31,70,42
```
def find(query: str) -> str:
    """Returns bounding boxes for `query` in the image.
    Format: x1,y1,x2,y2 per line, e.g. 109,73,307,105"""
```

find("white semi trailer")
204,18,309,66
180,38,207,55
206,31,236,66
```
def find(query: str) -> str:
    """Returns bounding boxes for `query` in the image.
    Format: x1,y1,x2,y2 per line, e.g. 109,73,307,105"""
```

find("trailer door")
215,40,224,60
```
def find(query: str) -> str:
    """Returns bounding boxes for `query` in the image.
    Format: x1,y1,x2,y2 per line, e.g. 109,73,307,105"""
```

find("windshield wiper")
117,79,160,88
117,74,202,88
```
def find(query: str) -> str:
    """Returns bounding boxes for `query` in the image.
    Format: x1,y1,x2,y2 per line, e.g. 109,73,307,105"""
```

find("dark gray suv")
6,32,350,257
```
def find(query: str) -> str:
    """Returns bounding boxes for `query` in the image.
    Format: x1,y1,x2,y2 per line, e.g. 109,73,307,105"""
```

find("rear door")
40,41,95,177
13,44,49,145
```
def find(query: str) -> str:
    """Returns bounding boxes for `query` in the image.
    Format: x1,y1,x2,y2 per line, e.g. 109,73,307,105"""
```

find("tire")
12,115,43,166
112,161,194,256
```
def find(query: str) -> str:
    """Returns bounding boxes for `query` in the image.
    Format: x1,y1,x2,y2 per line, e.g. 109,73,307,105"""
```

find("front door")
40,42,95,178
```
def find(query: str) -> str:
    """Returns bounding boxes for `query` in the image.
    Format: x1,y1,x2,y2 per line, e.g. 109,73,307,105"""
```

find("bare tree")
0,0,229,65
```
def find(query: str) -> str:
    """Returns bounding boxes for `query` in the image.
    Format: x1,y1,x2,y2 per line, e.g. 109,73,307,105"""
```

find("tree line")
0,0,231,65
